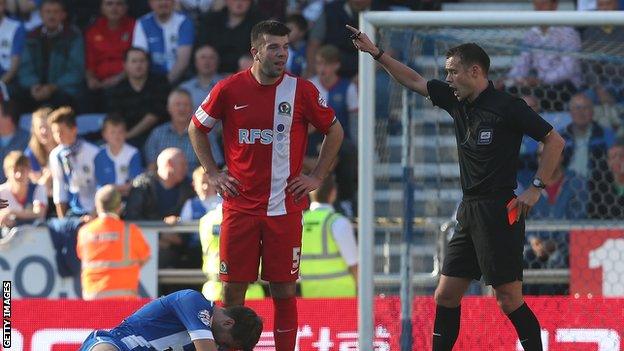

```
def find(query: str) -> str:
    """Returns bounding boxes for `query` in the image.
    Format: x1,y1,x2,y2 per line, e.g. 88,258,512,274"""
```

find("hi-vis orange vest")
77,215,150,300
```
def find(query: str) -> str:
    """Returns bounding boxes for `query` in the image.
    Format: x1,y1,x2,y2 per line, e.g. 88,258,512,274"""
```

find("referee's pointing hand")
346,25,378,55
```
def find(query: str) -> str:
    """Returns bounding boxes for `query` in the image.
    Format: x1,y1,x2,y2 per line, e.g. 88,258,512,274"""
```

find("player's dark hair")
124,46,150,63
446,43,490,75
103,112,127,129
251,20,291,47
286,14,308,32
48,106,77,128
224,306,263,351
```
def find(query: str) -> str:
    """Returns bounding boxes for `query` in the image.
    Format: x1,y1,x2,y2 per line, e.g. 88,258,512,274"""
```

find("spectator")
77,185,150,300
84,0,135,112
108,47,170,148
176,0,216,25
523,235,568,295
285,13,308,77
178,166,222,275
590,139,624,219
531,142,588,220
178,45,224,166
17,0,85,112
308,45,358,217
180,166,221,222
560,93,615,179
124,147,195,270
24,106,55,194
48,107,99,218
0,97,29,183
310,45,358,140
237,53,253,72
197,0,265,74
300,175,358,297
132,0,194,83
0,0,27,91
144,89,199,174
94,114,143,196
179,45,224,108
125,147,194,221
199,202,266,301
505,0,582,111
0,150,47,226
581,0,624,105
306,0,386,78
5,0,41,31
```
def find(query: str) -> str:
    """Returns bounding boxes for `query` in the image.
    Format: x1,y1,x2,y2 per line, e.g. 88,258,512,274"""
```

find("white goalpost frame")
358,10,624,350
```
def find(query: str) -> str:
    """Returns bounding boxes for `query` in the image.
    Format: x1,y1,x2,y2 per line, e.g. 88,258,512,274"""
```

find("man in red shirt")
189,20,344,351
85,0,134,106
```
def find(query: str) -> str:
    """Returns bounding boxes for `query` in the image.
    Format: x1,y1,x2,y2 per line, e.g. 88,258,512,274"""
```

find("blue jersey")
110,290,215,350
49,139,99,215
0,17,26,75
94,143,143,188
132,12,194,75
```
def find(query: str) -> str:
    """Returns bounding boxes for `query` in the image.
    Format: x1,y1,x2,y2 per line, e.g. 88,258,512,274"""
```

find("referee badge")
476,128,493,145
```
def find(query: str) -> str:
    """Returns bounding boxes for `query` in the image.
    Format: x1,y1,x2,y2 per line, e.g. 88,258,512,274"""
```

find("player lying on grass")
78,289,262,351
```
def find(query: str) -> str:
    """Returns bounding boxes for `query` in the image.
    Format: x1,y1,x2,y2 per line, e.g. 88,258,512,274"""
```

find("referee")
348,26,565,351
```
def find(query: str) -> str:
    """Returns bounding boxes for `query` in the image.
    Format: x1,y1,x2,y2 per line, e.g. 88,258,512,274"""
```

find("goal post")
358,10,624,350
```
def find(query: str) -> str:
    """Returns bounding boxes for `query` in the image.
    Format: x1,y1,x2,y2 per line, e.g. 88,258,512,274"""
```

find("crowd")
0,0,623,299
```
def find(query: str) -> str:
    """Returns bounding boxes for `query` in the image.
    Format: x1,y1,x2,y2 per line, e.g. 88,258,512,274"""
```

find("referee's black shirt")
427,80,553,196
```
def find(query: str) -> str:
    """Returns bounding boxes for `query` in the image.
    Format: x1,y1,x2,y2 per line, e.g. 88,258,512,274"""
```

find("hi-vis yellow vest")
301,208,356,297
199,205,264,300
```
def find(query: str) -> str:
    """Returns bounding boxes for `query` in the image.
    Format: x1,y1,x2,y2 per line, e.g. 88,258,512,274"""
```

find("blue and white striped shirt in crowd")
49,139,99,215
94,143,143,188
132,12,194,75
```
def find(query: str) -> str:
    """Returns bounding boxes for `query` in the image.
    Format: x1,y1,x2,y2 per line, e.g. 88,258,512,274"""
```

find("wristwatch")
531,177,546,189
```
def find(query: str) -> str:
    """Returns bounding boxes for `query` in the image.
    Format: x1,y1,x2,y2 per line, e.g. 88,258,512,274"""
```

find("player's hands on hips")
346,25,378,55
208,170,240,197
287,174,322,202
507,187,541,222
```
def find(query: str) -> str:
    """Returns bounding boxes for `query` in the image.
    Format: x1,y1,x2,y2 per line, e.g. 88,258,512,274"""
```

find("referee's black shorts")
441,191,525,287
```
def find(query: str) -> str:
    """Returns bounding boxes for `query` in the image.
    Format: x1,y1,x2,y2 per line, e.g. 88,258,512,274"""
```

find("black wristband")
372,48,384,60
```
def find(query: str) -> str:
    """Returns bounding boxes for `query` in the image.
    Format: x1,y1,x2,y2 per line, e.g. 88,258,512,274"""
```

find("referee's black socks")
507,303,543,351
432,304,461,351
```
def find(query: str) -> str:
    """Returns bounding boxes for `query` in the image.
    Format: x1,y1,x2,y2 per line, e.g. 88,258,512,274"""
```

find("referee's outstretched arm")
346,25,428,97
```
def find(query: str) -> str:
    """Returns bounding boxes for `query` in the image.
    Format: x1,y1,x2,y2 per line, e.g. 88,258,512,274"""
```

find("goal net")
358,11,624,350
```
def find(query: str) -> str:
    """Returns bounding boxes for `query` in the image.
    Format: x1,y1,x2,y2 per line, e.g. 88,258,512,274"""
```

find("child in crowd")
179,166,221,222
0,151,47,226
94,113,143,196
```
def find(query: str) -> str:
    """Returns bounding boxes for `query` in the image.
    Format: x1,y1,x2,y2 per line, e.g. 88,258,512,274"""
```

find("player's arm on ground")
346,25,428,97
